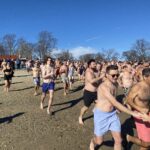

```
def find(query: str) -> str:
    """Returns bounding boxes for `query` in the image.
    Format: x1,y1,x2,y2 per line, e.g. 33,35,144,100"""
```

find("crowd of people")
0,57,150,150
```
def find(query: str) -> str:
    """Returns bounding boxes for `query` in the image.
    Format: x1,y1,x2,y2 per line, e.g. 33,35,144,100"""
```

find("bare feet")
40,103,44,109
47,108,53,116
64,92,67,96
47,108,50,114
79,116,84,125
89,139,95,150
34,93,38,96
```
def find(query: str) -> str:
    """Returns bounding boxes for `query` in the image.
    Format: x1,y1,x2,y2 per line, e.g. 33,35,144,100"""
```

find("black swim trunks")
83,89,97,107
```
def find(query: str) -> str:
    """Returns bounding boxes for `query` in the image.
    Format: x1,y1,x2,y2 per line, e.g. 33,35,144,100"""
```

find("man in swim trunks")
89,65,141,150
55,58,61,79
78,59,104,125
32,62,41,96
40,57,55,115
59,60,69,95
126,67,150,150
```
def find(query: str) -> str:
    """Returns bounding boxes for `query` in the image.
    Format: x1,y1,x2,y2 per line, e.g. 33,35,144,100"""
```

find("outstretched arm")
101,85,141,118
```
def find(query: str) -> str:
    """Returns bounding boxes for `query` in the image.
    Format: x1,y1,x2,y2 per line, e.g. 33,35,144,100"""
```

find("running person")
59,60,69,95
89,65,141,150
126,68,150,150
68,62,75,90
78,59,104,125
40,57,55,115
3,62,14,92
32,62,41,96
119,65,134,97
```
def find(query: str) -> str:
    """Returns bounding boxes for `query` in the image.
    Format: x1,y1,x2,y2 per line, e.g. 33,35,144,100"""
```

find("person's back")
127,68,150,113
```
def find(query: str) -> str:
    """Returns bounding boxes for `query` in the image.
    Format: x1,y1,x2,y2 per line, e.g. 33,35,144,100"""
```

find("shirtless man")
40,57,55,115
55,58,61,79
126,68,150,150
135,63,145,82
78,59,104,125
59,60,69,95
89,65,141,150
118,65,134,98
95,63,102,77
68,62,75,90
32,62,41,96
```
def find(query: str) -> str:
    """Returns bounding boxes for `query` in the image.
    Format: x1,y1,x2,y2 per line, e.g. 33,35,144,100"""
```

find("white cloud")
52,46,98,58
70,46,98,58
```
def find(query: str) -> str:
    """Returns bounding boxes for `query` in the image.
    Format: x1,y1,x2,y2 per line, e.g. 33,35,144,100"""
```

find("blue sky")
0,0,150,57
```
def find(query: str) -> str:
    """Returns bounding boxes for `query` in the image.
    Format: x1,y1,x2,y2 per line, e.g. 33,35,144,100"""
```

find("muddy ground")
0,70,139,150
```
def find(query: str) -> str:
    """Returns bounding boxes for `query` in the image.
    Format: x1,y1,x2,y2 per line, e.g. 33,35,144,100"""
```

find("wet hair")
106,65,118,73
87,59,95,67
142,68,150,77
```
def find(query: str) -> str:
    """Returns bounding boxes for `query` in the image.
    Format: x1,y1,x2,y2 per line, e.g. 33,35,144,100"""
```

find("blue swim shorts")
42,82,55,93
33,77,40,86
93,108,121,137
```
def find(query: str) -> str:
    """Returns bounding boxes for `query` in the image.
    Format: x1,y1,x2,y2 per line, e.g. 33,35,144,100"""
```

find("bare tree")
17,38,34,59
79,53,95,62
2,34,17,55
132,39,150,61
122,50,138,61
55,50,74,61
95,52,105,62
122,39,150,61
0,43,6,55
102,49,119,61
35,31,57,59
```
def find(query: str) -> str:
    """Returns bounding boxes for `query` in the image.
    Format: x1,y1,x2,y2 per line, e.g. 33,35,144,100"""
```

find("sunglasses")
109,74,119,78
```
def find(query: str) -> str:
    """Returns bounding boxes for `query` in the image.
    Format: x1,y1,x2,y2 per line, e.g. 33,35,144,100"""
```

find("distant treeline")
0,30,150,62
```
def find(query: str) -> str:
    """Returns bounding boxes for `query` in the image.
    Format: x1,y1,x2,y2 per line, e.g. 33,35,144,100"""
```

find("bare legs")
90,132,122,150
34,85,39,96
127,134,150,150
47,90,54,114
78,106,88,125
63,82,68,96
111,131,122,150
90,136,103,150
68,77,73,90
40,93,46,109
40,90,54,115
4,80,11,92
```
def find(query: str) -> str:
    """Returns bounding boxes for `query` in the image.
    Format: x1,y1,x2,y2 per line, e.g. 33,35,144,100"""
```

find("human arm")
101,85,141,118
43,68,55,79
86,71,104,85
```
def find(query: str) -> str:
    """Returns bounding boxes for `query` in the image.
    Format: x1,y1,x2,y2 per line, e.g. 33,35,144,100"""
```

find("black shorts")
4,75,12,81
83,90,97,107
